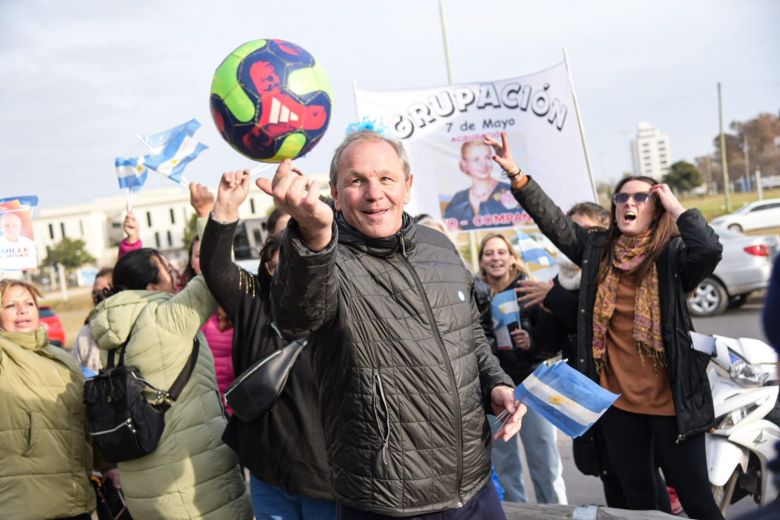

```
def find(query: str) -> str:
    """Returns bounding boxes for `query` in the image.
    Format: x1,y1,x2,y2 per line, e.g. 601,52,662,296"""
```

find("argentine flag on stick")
115,157,149,192
515,360,619,438
139,119,208,185
515,229,558,281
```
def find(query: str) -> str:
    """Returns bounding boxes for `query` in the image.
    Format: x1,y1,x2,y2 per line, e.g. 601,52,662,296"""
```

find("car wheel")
727,223,743,232
688,277,729,317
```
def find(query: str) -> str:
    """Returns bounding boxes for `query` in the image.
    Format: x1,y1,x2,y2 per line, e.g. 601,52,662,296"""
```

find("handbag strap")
106,337,200,411
157,338,200,411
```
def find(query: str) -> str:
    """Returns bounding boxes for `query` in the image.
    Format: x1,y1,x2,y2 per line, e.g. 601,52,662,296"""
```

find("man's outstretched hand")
257,159,333,251
490,385,526,441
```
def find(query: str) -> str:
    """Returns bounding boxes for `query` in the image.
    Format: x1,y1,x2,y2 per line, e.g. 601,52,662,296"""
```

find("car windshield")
38,307,54,318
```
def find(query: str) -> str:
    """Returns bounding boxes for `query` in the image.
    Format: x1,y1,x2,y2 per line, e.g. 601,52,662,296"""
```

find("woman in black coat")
199,176,335,519
485,131,724,520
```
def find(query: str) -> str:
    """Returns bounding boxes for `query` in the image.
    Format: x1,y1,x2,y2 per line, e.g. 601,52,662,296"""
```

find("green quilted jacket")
89,275,252,520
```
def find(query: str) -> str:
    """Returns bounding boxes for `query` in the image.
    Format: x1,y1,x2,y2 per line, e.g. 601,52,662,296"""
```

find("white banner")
355,60,596,233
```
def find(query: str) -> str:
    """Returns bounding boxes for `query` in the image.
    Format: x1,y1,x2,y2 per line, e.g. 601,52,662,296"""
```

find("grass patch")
679,189,780,221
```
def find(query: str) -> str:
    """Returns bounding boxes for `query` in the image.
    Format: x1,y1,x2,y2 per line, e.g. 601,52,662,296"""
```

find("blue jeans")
489,407,568,504
250,474,337,520
337,481,505,519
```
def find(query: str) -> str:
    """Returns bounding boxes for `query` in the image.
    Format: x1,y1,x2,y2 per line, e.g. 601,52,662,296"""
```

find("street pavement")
515,298,769,518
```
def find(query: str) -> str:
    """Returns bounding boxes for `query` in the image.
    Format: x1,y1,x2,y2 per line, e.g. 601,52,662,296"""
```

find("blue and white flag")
140,119,208,184
491,289,520,351
115,156,149,192
138,119,201,154
515,229,558,281
515,360,619,438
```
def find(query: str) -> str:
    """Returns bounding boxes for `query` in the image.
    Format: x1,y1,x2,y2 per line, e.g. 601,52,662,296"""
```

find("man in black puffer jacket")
236,130,524,519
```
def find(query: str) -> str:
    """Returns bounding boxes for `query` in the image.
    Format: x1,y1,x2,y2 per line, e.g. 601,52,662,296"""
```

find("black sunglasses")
613,192,651,205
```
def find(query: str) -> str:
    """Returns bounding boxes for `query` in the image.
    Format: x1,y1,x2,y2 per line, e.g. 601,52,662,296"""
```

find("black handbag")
225,338,306,422
84,338,199,463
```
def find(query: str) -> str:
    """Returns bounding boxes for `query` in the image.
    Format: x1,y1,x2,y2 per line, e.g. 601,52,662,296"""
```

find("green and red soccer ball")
210,39,333,162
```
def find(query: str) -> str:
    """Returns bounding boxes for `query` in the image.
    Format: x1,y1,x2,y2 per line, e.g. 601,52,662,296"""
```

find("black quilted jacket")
271,212,513,516
199,217,333,500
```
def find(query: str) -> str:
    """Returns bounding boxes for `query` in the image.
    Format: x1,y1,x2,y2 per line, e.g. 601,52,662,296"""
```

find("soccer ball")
210,39,333,162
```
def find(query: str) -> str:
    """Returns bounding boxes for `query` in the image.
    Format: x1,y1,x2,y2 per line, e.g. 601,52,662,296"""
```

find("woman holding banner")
477,233,568,504
487,131,724,519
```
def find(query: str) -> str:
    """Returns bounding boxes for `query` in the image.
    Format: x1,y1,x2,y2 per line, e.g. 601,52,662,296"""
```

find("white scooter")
703,333,780,517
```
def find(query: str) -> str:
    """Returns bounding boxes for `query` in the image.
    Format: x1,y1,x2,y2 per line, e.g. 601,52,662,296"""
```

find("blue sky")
0,0,777,208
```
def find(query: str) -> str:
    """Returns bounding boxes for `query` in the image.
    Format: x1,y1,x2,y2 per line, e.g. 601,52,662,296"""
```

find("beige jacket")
0,327,95,520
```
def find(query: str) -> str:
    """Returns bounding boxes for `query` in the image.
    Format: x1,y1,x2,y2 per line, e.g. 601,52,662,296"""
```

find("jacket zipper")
224,350,284,397
397,233,464,505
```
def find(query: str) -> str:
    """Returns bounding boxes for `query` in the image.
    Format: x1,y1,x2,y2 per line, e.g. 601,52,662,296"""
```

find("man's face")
0,214,22,241
459,144,494,180
331,140,413,239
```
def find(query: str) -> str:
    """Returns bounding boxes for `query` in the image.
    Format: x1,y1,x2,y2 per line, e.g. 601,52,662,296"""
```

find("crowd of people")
1,128,778,520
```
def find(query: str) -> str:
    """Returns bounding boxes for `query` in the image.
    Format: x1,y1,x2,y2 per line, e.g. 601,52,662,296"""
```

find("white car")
711,198,780,232
688,227,778,317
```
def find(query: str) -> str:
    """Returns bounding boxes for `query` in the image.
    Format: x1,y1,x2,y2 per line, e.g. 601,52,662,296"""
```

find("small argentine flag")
515,229,556,268
140,119,208,184
139,119,201,154
515,360,619,438
115,156,149,192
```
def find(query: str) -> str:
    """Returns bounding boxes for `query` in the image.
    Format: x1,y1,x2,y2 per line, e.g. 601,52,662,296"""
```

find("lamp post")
718,82,732,211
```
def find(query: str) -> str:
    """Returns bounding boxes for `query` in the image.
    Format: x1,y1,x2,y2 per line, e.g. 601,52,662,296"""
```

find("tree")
663,161,703,194
42,237,95,269
182,213,198,248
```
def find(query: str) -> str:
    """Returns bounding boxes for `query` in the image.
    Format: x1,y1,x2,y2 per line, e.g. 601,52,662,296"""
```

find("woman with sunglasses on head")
485,131,724,519
87,248,252,519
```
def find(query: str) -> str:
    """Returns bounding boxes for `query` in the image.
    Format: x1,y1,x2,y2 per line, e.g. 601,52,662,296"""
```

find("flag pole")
438,0,479,270
126,188,133,213
249,163,273,176
438,0,455,84
562,48,598,202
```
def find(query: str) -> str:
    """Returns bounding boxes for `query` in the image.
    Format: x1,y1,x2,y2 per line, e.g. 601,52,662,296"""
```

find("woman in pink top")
183,236,235,412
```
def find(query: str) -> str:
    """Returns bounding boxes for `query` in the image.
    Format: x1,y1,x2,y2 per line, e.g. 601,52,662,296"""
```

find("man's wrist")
299,224,332,252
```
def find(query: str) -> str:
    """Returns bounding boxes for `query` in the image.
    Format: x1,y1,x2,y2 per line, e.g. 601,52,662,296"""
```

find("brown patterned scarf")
592,232,665,373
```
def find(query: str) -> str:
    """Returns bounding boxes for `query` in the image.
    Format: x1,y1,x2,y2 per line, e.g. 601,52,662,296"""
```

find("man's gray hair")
329,130,411,186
